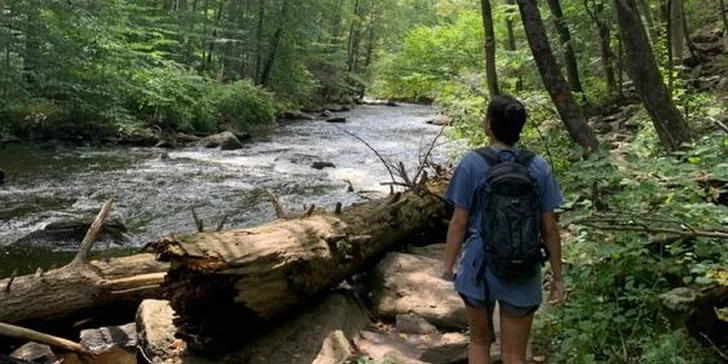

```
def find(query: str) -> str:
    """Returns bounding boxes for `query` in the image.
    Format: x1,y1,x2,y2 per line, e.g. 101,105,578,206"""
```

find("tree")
613,0,692,151
505,0,523,91
480,0,500,97
583,0,617,96
515,0,599,152
545,0,584,96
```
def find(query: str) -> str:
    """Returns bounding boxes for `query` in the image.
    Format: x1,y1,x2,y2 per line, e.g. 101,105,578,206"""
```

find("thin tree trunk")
515,0,599,152
347,0,362,72
364,20,375,68
666,0,674,96
545,0,584,95
680,0,698,59
505,0,523,91
584,0,617,96
617,33,625,101
720,0,728,36
637,0,657,42
613,0,693,151
480,0,500,97
260,0,288,87
254,0,265,84
670,0,685,62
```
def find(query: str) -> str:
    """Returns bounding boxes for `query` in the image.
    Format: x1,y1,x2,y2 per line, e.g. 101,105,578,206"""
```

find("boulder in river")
282,110,317,121
326,117,346,123
0,168,4,185
311,161,336,170
201,131,243,150
14,218,127,245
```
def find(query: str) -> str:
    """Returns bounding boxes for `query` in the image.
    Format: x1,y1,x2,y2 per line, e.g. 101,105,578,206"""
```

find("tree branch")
68,199,113,267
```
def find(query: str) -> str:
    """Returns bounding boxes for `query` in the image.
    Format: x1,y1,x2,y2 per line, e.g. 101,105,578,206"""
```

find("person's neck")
489,139,512,149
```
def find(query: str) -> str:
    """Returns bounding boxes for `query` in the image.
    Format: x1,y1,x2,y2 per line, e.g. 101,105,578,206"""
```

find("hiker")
441,95,565,364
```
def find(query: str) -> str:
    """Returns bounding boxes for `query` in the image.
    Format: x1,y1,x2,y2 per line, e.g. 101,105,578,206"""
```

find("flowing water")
0,103,461,277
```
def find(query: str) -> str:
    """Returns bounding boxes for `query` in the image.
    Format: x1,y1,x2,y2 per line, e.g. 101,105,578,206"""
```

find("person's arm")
442,206,469,280
542,211,564,304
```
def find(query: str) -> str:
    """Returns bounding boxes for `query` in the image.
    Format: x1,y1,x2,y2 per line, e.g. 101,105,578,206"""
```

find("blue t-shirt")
445,146,564,308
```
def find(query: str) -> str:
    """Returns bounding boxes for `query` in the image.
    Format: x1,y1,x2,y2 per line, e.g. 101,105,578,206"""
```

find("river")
0,103,462,277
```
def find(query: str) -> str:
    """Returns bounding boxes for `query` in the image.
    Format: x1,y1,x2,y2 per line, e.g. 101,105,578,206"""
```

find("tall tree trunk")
254,0,265,84
584,0,617,95
515,0,599,152
480,0,500,97
364,20,375,68
260,0,288,87
680,1,698,59
720,0,728,37
545,0,584,95
505,0,523,91
205,0,224,71
670,0,685,62
613,0,693,151
666,0,674,96
637,0,657,42
347,0,363,73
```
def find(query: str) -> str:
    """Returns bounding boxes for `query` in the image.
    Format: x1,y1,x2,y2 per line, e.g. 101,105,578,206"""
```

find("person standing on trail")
441,95,565,364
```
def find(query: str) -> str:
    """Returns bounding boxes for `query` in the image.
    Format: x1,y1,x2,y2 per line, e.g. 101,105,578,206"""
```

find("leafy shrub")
202,80,278,137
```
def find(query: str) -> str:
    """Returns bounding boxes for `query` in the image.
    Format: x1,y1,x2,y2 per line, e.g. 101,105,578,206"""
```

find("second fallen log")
148,184,450,354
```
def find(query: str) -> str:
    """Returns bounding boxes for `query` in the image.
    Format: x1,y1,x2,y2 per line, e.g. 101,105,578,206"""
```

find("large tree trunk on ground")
0,254,167,328
613,0,693,151
545,0,584,95
515,0,599,153
480,0,500,97
147,183,450,355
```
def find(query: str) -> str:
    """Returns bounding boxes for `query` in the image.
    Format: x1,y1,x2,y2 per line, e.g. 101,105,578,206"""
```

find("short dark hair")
487,95,527,145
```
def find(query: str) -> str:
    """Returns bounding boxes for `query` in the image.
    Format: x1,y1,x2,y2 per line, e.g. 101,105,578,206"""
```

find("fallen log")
0,200,169,329
147,181,450,354
0,254,167,328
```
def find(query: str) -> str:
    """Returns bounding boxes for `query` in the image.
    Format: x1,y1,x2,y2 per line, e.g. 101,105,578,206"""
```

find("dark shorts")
459,293,539,341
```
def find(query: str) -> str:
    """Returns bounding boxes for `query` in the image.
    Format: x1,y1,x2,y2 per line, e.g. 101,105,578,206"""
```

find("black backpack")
473,147,548,281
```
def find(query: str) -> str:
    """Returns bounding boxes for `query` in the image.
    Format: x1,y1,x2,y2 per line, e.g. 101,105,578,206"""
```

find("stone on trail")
405,244,446,262
370,252,468,331
79,322,137,363
353,330,469,364
136,291,372,364
9,343,56,364
226,289,372,364
396,313,438,335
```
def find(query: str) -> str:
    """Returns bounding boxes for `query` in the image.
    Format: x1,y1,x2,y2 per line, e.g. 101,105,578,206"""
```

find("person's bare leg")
500,307,534,364
466,304,492,364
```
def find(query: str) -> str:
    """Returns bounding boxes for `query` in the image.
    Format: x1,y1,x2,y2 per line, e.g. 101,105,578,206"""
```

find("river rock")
370,252,468,331
9,342,56,364
353,330,469,364
201,131,243,150
223,289,372,364
14,218,127,245
326,117,346,123
311,161,336,170
155,140,177,149
0,168,4,185
282,110,317,120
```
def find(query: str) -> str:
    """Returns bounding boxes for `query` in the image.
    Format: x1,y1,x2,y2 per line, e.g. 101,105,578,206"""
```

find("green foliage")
528,130,728,363
203,80,278,137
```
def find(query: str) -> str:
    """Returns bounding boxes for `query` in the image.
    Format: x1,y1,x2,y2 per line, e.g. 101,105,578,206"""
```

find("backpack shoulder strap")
474,147,500,167
515,149,536,167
